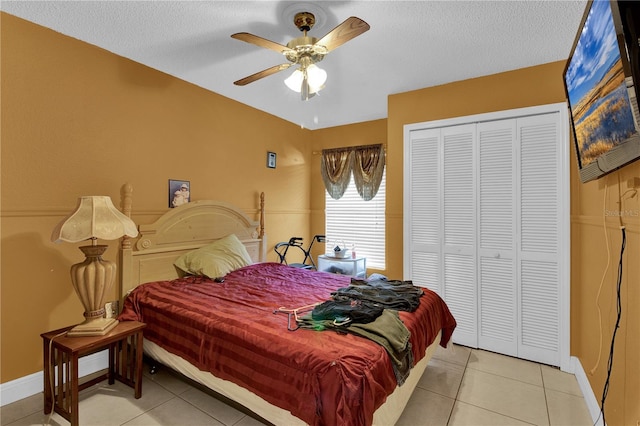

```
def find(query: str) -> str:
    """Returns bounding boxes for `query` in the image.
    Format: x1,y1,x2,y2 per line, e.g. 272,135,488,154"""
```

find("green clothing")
298,309,413,385
346,310,413,385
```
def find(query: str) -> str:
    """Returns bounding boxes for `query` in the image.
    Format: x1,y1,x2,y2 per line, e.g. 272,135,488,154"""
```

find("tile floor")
0,345,593,426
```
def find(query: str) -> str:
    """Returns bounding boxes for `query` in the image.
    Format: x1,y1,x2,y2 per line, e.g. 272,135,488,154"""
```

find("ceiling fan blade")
234,63,293,86
231,32,293,54
315,17,370,52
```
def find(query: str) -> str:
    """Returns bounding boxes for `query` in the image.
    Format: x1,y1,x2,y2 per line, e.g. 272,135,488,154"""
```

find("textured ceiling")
1,1,588,130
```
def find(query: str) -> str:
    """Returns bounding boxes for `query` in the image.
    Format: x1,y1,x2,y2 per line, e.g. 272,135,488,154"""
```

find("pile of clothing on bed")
297,275,423,385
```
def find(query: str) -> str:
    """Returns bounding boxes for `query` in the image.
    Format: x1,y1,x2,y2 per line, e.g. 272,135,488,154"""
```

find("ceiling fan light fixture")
307,64,327,91
284,69,303,92
284,64,327,95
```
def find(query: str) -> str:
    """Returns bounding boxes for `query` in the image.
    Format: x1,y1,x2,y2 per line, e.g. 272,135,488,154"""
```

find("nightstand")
41,320,145,426
318,254,367,278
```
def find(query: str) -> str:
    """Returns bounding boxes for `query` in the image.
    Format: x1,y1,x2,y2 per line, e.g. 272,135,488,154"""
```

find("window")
325,170,386,269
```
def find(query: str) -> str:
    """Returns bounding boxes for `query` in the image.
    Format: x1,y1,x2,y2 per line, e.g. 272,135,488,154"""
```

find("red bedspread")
119,262,456,425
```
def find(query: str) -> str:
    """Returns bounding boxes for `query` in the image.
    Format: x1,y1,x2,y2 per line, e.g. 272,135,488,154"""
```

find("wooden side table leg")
70,353,79,426
42,338,52,414
108,342,116,385
134,331,143,399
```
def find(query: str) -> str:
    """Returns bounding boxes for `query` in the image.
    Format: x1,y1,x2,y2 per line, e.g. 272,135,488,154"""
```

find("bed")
116,184,456,425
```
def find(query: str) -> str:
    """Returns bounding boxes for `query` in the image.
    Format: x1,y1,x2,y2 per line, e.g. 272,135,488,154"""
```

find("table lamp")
51,196,138,336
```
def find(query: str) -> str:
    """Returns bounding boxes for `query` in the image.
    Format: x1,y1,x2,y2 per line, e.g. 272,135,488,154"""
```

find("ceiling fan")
231,12,370,100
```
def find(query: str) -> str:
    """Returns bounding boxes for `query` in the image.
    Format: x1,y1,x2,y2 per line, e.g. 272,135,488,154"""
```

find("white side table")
317,255,366,278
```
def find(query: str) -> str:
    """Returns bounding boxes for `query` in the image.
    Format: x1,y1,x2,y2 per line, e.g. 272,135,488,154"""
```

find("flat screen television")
563,0,640,183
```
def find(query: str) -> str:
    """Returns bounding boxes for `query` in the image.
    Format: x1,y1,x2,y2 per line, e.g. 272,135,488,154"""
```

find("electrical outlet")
105,300,119,319
627,177,640,188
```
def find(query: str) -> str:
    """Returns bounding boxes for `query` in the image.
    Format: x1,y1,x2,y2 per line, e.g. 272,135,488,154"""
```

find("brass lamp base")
67,317,119,337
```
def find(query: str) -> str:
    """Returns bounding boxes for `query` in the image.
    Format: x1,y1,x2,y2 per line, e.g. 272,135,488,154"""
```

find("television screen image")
563,0,640,183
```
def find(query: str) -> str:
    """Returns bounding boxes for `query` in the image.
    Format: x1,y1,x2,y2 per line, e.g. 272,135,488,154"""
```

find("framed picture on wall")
169,179,190,208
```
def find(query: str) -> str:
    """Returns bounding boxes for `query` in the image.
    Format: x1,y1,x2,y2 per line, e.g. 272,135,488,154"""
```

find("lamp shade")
51,196,138,243
306,64,327,91
284,69,304,92
284,64,327,94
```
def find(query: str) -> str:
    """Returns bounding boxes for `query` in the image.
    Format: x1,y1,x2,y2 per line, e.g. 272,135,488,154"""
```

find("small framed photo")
267,151,277,169
169,179,190,208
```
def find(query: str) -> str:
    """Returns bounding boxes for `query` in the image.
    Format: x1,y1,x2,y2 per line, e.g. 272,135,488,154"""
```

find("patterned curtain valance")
321,144,385,201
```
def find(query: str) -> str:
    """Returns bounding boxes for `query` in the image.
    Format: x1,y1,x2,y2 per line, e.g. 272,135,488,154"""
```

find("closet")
403,103,570,368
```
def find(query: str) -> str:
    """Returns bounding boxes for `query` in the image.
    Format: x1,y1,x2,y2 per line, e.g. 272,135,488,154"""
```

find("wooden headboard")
118,183,266,301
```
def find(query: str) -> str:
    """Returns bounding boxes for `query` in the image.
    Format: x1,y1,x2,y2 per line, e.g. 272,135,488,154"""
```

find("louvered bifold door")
442,124,477,347
406,128,441,295
477,120,518,356
517,113,561,366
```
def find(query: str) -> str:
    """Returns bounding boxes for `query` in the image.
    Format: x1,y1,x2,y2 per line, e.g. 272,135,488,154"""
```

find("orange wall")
1,14,312,382
570,155,640,425
385,62,640,426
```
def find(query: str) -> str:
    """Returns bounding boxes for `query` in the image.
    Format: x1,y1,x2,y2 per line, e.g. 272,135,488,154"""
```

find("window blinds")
325,170,386,269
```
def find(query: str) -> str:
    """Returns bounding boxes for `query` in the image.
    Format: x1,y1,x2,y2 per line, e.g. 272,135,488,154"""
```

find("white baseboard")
571,355,605,426
0,350,108,407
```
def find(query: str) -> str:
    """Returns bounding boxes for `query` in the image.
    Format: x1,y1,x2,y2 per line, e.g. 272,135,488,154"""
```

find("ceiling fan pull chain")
301,71,310,101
